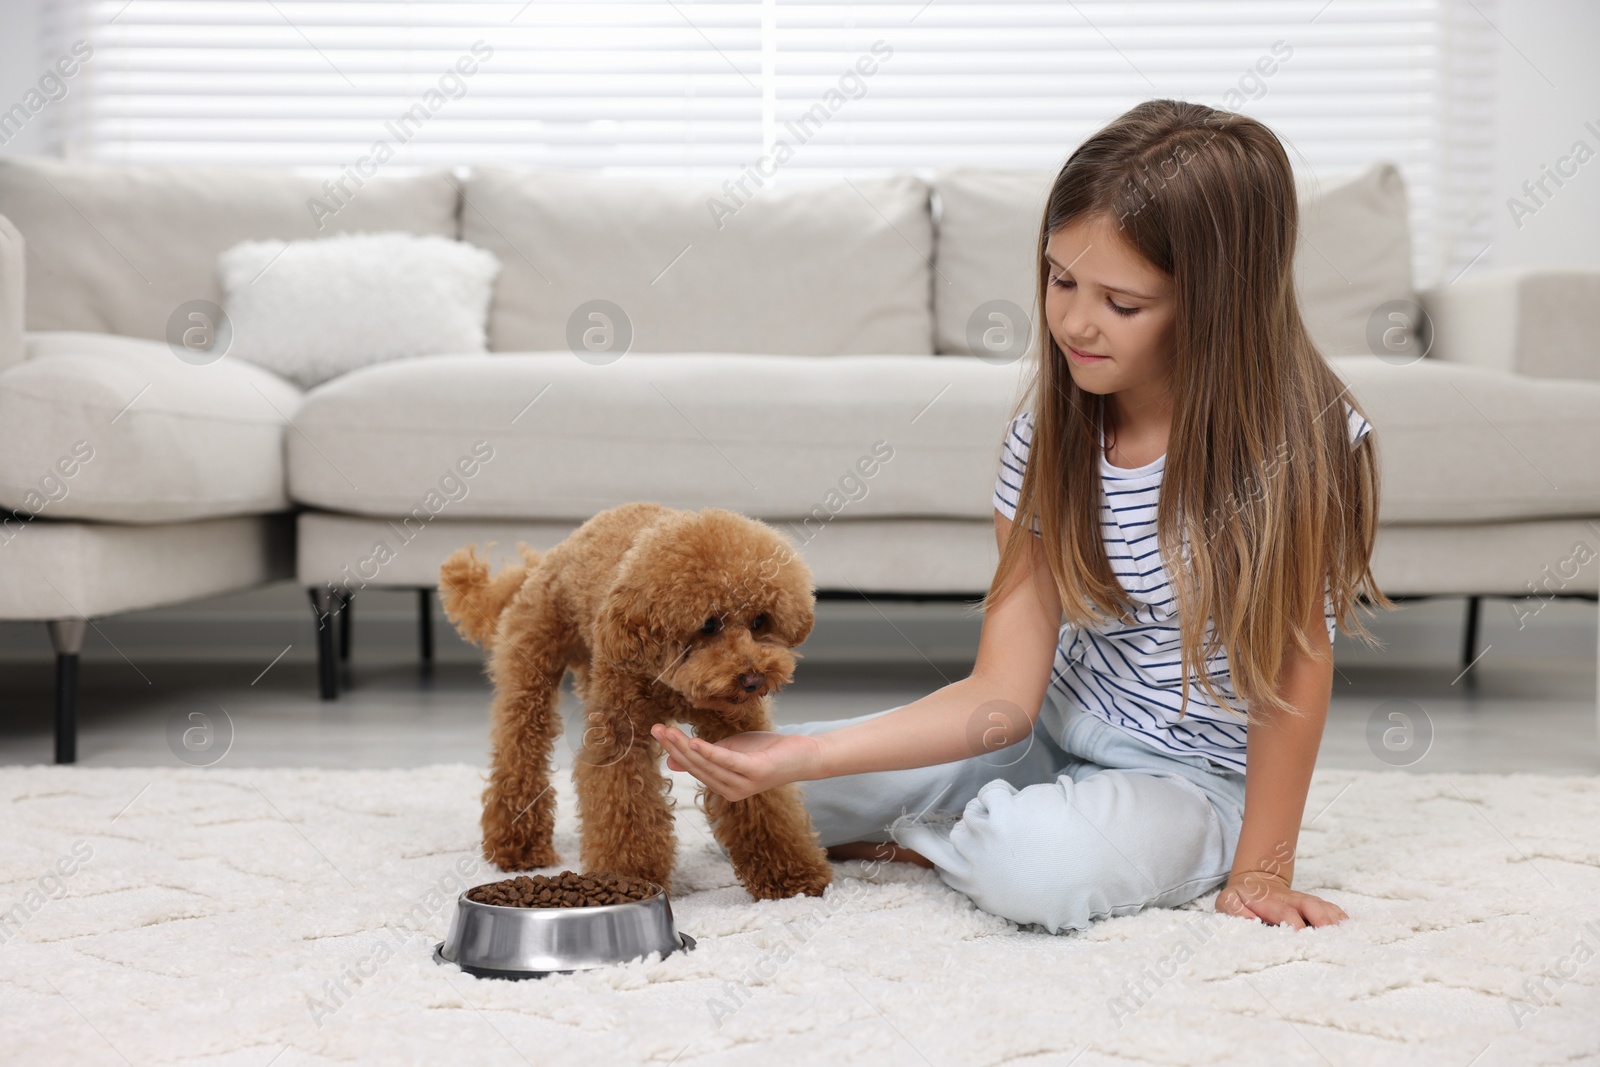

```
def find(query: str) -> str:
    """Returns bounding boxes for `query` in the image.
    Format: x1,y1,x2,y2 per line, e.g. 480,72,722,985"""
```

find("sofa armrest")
1419,266,1600,380
0,214,22,374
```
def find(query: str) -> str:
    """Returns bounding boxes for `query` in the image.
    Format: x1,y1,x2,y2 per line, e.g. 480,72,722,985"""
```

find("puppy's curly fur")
439,501,833,900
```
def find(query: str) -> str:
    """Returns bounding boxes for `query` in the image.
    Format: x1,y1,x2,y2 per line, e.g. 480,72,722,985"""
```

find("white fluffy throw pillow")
217,231,501,389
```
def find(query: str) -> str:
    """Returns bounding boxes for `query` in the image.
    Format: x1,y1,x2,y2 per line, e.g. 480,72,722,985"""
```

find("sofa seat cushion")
286,352,1025,521
0,332,301,523
1333,354,1600,522
288,351,1600,528
461,166,935,356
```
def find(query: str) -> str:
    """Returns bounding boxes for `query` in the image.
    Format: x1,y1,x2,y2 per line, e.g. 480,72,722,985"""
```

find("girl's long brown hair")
982,98,1393,726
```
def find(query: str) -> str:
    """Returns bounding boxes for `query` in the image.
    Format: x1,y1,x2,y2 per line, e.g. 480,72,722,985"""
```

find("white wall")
1486,0,1600,275
0,0,48,157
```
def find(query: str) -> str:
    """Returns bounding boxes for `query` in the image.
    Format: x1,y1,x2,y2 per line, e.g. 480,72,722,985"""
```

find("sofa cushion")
0,156,459,343
1295,163,1415,358
0,213,22,374
1332,354,1600,523
929,169,1055,360
461,166,935,356
287,350,1600,528
1421,265,1600,381
0,332,301,523
218,231,502,388
931,161,1414,361
286,352,1024,521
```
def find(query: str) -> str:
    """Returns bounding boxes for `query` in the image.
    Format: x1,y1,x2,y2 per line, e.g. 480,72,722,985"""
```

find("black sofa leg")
338,591,353,663
309,588,338,701
48,619,87,764
418,588,434,675
1461,595,1481,677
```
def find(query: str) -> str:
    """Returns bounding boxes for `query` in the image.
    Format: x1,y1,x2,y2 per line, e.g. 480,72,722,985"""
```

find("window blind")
44,0,1496,287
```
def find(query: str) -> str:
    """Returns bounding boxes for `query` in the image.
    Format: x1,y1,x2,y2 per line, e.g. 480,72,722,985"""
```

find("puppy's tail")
438,542,542,649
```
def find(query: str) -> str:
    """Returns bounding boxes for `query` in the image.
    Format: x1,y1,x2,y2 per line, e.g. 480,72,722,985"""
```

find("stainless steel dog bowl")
433,881,696,980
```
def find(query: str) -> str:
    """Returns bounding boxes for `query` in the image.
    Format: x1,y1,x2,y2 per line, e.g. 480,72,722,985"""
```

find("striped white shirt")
992,403,1373,772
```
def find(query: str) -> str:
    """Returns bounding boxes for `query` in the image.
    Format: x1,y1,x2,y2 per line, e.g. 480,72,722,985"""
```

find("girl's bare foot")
825,840,935,869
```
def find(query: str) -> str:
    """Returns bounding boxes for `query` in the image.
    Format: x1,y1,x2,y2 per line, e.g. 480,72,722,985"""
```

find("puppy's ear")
765,541,817,647
771,585,817,648
593,578,664,676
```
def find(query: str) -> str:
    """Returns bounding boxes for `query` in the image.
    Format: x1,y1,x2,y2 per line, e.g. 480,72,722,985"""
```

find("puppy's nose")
739,672,766,693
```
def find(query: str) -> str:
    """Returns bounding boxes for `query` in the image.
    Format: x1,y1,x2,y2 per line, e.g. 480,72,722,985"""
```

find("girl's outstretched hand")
1215,872,1349,928
650,724,823,802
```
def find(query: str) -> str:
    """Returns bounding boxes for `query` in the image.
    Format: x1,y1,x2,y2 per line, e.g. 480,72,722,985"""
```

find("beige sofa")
2,155,1598,763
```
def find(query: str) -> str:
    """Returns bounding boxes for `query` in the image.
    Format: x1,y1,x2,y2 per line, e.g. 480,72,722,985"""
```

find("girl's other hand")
649,724,823,802
1215,871,1349,928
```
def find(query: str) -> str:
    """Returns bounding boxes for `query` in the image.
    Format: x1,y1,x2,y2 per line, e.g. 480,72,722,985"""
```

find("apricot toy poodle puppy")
439,501,833,901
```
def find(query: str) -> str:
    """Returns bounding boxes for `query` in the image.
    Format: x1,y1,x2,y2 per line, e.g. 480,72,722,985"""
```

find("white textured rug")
2,763,1597,1067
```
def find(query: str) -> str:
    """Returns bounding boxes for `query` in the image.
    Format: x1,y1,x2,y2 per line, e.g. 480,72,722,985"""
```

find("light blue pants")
774,686,1249,935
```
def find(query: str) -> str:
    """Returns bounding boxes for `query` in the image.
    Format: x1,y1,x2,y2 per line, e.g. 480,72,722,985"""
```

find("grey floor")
1,582,1596,773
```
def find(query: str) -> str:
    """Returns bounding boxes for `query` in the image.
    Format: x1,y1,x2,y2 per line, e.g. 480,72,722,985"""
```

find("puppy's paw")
483,840,561,873
738,852,833,901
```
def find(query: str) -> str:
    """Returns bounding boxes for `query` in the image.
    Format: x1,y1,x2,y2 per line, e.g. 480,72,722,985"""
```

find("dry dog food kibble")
467,871,659,908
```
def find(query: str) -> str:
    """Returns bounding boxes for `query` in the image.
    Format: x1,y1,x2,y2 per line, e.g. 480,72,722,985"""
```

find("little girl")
651,98,1390,934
